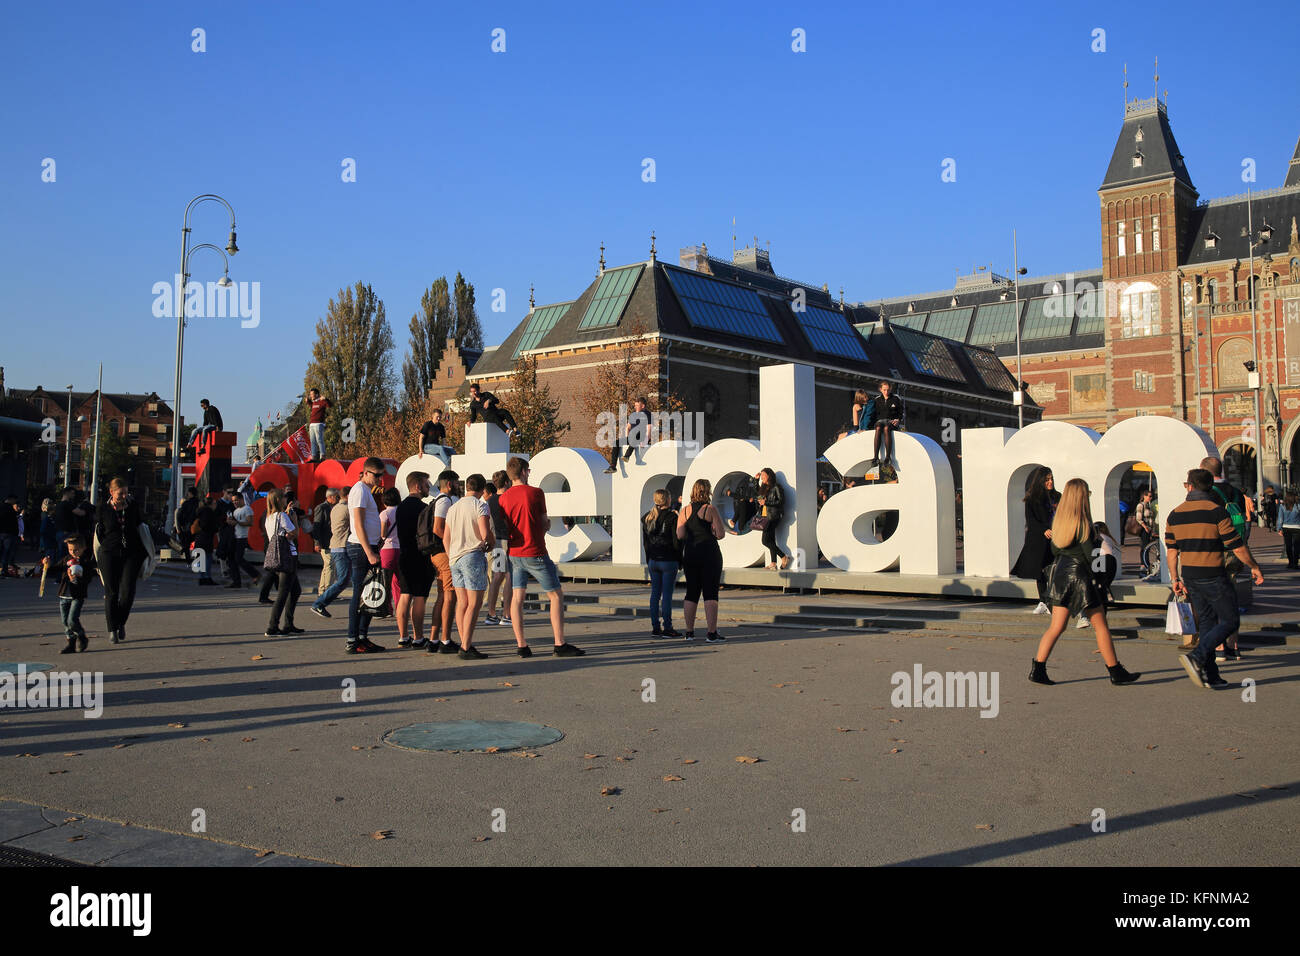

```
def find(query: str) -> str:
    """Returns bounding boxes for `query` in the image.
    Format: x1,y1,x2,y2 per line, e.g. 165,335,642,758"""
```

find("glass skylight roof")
925,307,974,342
891,325,965,382
665,268,783,343
1074,289,1106,334
1021,295,1073,340
514,302,572,356
888,311,928,330
969,301,1022,346
968,348,1018,392
796,305,868,360
577,266,641,330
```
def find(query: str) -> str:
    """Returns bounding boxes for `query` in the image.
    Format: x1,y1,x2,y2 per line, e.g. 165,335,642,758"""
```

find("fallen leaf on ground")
63,817,80,823
836,727,851,733
254,850,272,858
62,752,81,757
600,786,621,795
840,777,858,782
371,830,393,840
473,836,489,842
681,759,697,765
199,738,211,743
48,770,68,775
485,746,500,753
583,753,601,759
1225,747,1240,753
651,808,671,813
167,722,187,729
1146,744,1157,750
498,681,516,687
735,756,762,763
662,774,684,782
250,655,265,661
241,737,255,743
887,718,902,723
67,835,86,842
975,824,994,831
615,756,631,762
888,748,902,754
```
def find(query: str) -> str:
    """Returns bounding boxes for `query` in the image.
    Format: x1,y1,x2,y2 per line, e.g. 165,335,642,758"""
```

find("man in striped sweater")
1165,469,1264,688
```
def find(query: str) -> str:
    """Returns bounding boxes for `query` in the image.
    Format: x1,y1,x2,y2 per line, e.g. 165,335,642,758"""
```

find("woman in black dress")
676,479,726,643
1011,466,1060,614
1029,478,1140,686
93,477,155,644
755,468,791,570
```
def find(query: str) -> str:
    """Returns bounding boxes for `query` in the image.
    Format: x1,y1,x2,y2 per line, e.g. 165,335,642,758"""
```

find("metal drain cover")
0,662,55,674
384,720,564,753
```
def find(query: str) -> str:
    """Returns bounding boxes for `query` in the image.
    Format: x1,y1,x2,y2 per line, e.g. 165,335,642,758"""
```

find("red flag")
276,426,312,465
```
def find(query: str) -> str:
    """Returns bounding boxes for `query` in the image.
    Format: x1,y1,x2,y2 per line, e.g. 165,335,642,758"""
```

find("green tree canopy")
401,271,485,407
304,281,395,451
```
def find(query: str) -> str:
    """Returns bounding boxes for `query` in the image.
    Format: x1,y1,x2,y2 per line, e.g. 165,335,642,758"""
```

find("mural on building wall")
1072,372,1106,412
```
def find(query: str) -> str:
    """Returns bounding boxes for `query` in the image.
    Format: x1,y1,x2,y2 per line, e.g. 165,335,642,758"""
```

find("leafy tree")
576,322,685,448
304,281,395,451
506,354,568,457
85,428,136,487
400,272,485,408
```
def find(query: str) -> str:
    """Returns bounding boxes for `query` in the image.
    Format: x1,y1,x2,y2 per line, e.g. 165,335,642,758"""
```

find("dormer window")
1205,232,1219,250
1260,221,1273,242
1131,151,1144,168
907,302,915,313
950,295,959,307
1135,126,1145,143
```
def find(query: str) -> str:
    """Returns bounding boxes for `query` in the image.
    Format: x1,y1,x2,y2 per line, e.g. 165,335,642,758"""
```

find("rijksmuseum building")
454,92,1300,494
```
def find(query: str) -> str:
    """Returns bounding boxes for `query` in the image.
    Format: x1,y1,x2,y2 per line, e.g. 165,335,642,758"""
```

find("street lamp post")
168,195,239,523
1245,189,1267,498
63,384,73,488
90,364,103,504
1005,229,1028,428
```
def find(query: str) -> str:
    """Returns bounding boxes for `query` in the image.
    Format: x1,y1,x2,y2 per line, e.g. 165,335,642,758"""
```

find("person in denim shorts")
496,457,584,659
444,474,494,660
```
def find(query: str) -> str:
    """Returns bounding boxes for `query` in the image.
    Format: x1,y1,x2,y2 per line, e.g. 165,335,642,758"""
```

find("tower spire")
1153,56,1159,99
529,283,535,310
649,231,656,262
1122,62,1128,110
598,241,605,276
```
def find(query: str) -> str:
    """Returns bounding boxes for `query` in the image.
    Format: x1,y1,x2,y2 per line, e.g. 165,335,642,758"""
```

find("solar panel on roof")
664,269,784,343
577,266,641,330
891,325,965,382
969,301,1022,346
967,348,1017,392
925,307,973,342
795,305,868,360
514,302,573,356
1021,296,1073,340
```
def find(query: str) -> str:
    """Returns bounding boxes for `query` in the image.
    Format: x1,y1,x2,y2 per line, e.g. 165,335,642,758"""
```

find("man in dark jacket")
193,495,219,586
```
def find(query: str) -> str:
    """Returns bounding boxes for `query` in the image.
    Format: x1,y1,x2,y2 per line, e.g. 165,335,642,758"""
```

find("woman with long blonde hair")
1029,478,1140,686
676,478,726,642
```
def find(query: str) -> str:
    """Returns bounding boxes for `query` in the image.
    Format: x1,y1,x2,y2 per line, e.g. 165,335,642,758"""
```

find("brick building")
857,93,1300,494
457,239,1035,492
13,385,176,516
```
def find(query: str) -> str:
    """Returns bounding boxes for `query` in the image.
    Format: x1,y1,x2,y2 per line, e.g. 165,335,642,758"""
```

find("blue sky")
4,0,1298,461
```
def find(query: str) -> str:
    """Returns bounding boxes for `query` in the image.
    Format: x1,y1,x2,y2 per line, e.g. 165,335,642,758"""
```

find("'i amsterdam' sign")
252,364,1215,584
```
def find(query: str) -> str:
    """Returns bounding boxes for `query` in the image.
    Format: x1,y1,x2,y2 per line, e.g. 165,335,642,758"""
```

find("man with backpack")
420,469,461,654
393,472,434,647
1202,457,1250,543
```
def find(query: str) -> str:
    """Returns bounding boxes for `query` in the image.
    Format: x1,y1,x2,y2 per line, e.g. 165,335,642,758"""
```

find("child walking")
45,533,96,654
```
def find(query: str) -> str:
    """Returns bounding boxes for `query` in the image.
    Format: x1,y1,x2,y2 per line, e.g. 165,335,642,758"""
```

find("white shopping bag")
1165,599,1195,635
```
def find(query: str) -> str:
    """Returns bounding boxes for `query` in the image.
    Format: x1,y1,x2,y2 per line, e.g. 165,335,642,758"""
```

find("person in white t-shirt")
444,473,495,659
262,489,303,637
227,488,260,588
345,457,388,654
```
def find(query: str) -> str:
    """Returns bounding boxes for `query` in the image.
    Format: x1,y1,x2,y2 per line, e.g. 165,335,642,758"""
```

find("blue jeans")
60,596,85,640
1185,573,1239,670
346,543,376,643
316,548,352,609
309,423,325,460
648,560,678,629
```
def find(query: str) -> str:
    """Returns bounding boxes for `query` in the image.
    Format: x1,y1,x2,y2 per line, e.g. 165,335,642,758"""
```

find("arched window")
1119,281,1160,338
1217,338,1252,389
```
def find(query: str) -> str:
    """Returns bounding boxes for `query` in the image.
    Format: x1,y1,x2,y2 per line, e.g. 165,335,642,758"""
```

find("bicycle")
1140,540,1162,579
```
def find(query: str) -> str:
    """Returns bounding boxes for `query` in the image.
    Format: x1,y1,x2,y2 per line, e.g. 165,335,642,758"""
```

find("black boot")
1028,658,1055,685
60,638,76,655
1107,662,1140,685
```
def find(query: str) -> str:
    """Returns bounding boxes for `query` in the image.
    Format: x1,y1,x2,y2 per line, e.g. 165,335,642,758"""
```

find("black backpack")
417,494,449,557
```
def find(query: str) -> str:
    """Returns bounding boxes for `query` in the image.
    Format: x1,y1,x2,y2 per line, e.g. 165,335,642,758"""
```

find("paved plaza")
1,544,1297,867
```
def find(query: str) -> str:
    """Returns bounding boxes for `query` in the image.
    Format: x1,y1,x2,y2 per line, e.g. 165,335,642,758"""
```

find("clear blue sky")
4,0,1297,461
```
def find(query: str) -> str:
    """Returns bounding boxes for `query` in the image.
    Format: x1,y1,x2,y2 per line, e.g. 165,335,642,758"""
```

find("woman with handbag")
263,489,304,637
755,468,791,570
676,479,726,643
1029,478,1140,686
93,477,157,644
1011,466,1060,614
642,489,681,637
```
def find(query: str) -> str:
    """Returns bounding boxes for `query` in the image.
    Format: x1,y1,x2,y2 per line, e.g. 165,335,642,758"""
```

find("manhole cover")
384,720,564,753
0,663,55,675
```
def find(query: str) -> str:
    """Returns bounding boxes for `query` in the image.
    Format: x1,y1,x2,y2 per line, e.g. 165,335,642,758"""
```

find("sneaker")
553,643,585,657
683,631,695,641
358,637,387,652
1075,615,1089,629
517,645,532,658
662,626,681,637
459,646,488,660
426,639,442,653
603,465,616,474
705,632,725,643
265,627,282,637
310,606,331,619
438,641,460,654
1032,602,1050,615
76,633,88,652
1215,647,1241,664
397,637,413,647
1178,653,1207,689
651,627,662,637
499,616,512,626
483,614,500,626
282,625,305,634
60,641,76,655
1204,670,1229,689
410,638,429,649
